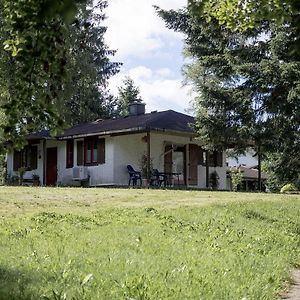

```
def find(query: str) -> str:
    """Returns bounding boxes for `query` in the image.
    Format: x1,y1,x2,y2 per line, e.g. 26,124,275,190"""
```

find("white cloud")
104,0,193,115
104,0,185,59
155,67,172,77
128,66,153,80
109,66,193,114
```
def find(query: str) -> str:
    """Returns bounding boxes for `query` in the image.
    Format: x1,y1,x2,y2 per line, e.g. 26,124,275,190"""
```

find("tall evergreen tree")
116,77,142,116
62,0,121,125
157,7,300,188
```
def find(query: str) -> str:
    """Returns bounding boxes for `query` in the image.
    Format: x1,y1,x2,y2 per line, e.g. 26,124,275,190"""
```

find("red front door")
46,147,57,186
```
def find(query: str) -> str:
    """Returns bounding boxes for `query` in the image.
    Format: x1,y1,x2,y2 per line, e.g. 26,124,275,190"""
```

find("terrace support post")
206,150,209,188
147,131,151,181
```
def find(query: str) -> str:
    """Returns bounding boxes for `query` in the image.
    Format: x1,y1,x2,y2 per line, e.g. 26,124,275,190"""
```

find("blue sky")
104,0,192,114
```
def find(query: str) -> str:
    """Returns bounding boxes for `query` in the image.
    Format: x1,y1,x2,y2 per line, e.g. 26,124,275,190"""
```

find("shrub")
139,153,153,179
280,183,298,193
209,171,219,189
230,168,243,192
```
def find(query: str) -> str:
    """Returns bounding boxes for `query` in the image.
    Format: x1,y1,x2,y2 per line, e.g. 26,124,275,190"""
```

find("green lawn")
0,187,299,300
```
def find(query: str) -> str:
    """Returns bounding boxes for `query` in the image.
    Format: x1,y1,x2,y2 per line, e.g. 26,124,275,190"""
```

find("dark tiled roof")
59,110,195,138
26,130,51,140
229,166,268,180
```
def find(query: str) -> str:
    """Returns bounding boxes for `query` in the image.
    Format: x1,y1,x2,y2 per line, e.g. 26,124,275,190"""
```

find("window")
13,145,38,171
66,140,74,168
206,151,223,167
84,137,105,165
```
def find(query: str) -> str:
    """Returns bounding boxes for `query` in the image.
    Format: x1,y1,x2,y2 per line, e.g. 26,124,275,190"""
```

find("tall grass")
0,187,299,299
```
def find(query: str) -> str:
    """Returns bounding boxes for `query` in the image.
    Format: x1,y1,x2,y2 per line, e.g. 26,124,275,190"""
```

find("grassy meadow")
0,187,299,299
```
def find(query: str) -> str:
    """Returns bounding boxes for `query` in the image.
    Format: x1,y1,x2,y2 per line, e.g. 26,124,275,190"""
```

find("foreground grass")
0,187,299,299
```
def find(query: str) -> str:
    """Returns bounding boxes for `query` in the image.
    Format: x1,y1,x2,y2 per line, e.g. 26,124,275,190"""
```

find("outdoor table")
160,172,181,186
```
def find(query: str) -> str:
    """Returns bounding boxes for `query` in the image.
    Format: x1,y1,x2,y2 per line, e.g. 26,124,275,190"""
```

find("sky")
104,0,192,114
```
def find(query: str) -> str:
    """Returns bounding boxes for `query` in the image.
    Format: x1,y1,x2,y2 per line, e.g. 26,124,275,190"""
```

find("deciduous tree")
188,0,300,52
0,0,121,145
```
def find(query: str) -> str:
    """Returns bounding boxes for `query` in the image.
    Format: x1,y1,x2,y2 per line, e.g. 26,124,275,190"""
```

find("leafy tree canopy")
1,0,86,146
188,0,299,29
1,0,121,147
188,0,300,52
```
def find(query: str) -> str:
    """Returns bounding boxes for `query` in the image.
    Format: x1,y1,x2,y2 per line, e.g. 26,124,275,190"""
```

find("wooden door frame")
46,147,57,186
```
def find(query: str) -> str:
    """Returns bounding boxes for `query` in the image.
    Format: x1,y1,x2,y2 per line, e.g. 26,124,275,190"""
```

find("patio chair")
150,169,168,187
127,165,142,186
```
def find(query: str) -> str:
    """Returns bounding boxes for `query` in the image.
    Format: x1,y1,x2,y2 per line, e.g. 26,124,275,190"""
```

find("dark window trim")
84,137,99,166
66,140,74,169
207,151,223,167
13,145,38,171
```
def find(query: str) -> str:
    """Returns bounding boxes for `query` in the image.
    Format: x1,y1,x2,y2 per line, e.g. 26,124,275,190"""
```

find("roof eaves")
58,127,148,140
149,127,195,137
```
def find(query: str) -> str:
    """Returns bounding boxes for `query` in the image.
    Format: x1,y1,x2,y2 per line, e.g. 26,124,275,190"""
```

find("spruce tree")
62,0,121,125
157,7,300,188
117,77,143,116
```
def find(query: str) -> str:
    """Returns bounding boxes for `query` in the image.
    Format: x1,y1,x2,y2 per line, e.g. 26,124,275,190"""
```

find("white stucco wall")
6,132,227,189
87,137,114,186
6,141,45,184
112,131,227,189
113,133,147,185
57,136,115,186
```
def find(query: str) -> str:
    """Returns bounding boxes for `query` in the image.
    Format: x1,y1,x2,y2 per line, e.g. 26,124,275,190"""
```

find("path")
282,269,300,300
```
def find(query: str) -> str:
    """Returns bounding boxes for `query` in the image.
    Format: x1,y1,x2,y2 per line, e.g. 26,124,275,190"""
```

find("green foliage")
263,151,300,192
1,0,86,145
188,0,300,53
157,6,300,186
0,0,121,146
209,171,219,189
280,183,298,193
230,169,243,192
62,0,121,126
0,188,300,299
139,153,153,179
117,77,143,116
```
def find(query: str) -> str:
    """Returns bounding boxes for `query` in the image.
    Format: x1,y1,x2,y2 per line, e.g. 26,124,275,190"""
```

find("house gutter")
57,127,195,140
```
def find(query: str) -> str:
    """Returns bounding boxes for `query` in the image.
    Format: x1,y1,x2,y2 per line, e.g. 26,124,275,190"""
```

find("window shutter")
77,141,83,166
198,146,204,165
97,138,105,164
66,140,74,168
13,150,22,171
30,146,38,170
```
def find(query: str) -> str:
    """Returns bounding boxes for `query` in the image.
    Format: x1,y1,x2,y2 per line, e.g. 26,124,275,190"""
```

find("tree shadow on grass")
0,266,42,300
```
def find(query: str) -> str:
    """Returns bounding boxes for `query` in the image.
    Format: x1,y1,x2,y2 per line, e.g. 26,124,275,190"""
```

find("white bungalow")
6,103,227,189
